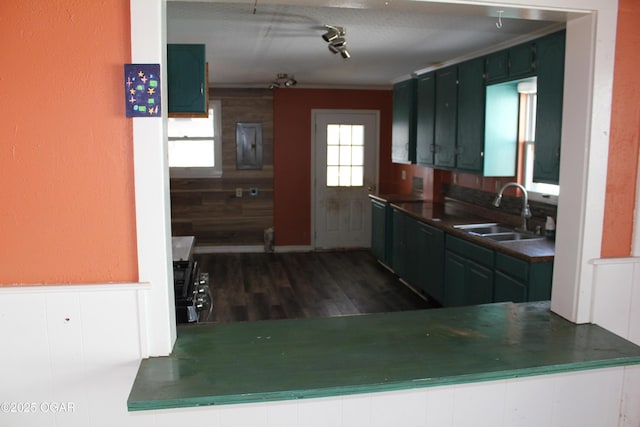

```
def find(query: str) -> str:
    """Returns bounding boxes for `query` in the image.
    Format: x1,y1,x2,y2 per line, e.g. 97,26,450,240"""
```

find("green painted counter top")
128,302,640,411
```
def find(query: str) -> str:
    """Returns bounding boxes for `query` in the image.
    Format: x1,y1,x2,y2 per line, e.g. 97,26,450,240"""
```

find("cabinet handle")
201,83,204,95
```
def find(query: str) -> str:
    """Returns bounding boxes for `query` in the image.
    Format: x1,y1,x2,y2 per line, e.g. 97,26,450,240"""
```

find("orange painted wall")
601,0,640,257
273,89,392,246
0,1,637,284
0,1,137,284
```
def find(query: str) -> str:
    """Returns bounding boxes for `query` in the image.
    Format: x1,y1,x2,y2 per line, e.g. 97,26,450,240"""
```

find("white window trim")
169,100,223,179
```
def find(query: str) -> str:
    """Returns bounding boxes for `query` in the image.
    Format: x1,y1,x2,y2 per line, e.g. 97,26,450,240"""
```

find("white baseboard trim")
0,282,151,294
194,245,315,254
194,245,265,254
274,245,314,253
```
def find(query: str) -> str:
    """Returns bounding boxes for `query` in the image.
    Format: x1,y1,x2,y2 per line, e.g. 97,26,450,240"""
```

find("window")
168,100,222,178
326,124,364,187
519,89,559,203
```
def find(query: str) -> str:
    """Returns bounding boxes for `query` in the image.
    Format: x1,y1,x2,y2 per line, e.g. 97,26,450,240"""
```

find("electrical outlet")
401,170,407,180
235,188,243,198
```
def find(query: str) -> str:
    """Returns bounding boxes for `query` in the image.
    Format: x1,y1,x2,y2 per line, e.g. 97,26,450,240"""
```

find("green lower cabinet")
494,271,528,303
444,250,494,306
391,209,409,279
443,234,552,307
389,210,445,304
371,200,391,266
371,208,553,307
494,252,553,302
444,235,495,307
408,221,444,304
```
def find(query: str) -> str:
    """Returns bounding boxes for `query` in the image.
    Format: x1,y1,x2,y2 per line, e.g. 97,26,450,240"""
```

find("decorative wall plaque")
124,64,161,117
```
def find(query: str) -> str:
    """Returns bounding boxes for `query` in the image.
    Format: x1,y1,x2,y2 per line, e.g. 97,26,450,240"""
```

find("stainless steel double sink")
453,223,545,243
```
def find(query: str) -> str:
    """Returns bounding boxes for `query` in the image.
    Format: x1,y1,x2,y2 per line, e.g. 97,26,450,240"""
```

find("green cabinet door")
434,67,458,168
371,200,388,264
534,31,565,184
444,250,466,306
485,43,535,84
415,223,444,304
456,58,485,173
464,259,494,305
444,251,493,306
416,73,436,166
485,51,508,83
167,44,207,114
392,79,417,164
494,252,553,302
389,211,445,304
508,43,536,79
444,235,495,307
494,271,527,303
391,208,409,278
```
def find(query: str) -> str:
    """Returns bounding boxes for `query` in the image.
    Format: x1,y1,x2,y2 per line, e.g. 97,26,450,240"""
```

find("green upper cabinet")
392,79,417,164
167,44,207,114
485,42,536,84
483,80,520,177
416,73,436,166
534,31,565,184
485,51,509,83
434,66,458,169
456,58,486,174
509,43,536,79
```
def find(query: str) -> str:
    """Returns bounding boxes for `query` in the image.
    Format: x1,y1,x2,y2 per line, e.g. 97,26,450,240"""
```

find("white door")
313,110,379,249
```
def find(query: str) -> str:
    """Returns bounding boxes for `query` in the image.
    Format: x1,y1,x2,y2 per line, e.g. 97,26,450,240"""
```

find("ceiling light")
329,37,346,48
328,38,350,59
321,25,345,42
268,73,296,89
322,25,351,60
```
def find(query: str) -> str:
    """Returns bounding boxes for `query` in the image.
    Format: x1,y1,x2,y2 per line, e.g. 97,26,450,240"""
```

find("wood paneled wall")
170,89,274,246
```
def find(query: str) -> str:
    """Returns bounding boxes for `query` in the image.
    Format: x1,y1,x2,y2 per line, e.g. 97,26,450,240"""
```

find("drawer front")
445,235,494,267
495,252,529,282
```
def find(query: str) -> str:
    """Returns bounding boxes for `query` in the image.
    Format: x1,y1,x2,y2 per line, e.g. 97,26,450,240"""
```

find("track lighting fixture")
268,73,296,89
321,25,345,42
322,25,351,59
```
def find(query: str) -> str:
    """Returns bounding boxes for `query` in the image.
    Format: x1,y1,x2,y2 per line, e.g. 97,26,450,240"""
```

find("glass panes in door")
326,124,364,187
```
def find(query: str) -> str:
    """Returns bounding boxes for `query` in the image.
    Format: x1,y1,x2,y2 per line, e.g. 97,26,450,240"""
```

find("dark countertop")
128,301,640,410
370,194,555,262
369,193,426,204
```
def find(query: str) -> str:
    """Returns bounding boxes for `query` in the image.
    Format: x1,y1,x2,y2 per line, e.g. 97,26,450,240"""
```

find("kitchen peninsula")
128,301,640,410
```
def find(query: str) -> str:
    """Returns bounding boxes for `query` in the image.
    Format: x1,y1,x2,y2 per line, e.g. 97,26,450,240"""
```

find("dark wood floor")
195,250,438,323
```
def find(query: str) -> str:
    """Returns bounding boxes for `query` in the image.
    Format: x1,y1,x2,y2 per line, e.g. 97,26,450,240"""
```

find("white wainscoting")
0,284,150,427
0,283,638,426
591,257,640,346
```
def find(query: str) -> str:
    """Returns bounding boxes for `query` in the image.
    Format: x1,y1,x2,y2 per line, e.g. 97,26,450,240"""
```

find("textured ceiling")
167,0,572,89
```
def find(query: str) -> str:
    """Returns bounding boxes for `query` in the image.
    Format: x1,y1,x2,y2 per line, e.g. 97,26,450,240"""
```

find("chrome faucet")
493,182,531,231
